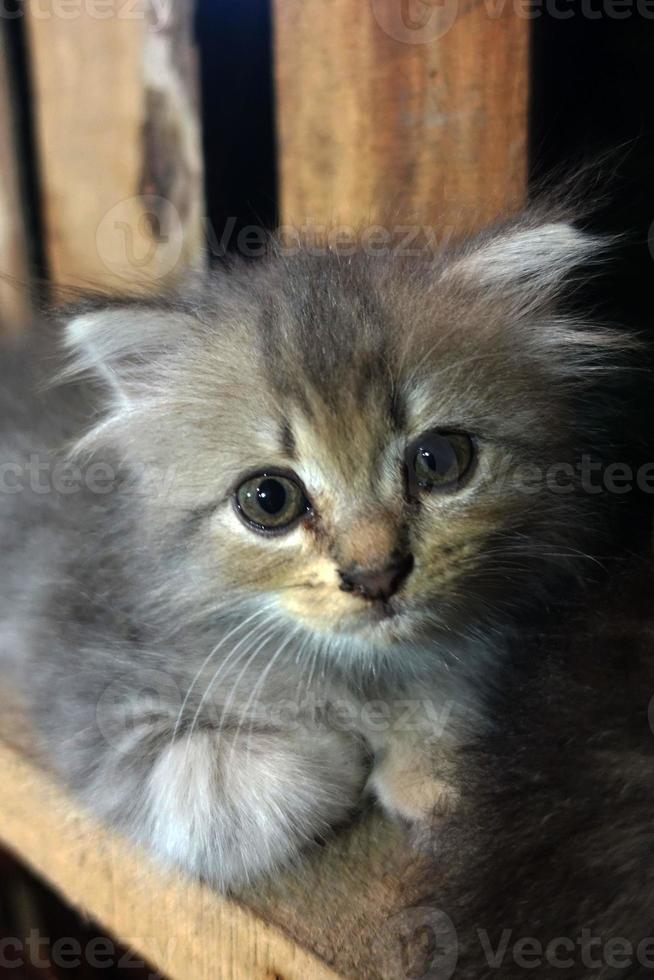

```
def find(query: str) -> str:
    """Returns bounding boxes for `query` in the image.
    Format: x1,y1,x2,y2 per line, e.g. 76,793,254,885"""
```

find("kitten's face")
67,219,618,652
196,273,568,646
207,350,513,645
214,385,482,644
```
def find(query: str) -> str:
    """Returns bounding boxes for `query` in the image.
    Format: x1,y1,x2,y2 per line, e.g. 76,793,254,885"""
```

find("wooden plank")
273,0,529,236
0,689,436,980
0,737,343,980
25,1,204,294
0,23,32,335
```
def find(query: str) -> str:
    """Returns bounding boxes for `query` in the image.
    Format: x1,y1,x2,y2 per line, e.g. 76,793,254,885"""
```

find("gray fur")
0,214,629,889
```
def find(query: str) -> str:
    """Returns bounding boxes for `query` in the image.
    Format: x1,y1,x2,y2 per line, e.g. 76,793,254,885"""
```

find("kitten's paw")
369,749,460,824
141,727,367,889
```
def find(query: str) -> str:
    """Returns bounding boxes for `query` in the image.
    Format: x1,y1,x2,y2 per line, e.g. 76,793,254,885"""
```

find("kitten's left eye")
235,472,310,532
406,431,475,495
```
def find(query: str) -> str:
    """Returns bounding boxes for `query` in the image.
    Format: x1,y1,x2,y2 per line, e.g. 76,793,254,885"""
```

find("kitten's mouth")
348,598,421,642
368,598,399,621
278,584,423,643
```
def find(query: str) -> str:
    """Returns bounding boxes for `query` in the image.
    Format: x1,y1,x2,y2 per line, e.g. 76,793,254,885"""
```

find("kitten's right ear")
441,219,608,307
62,305,196,405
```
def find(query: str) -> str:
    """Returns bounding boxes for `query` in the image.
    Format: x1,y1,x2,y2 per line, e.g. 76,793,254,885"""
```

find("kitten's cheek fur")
117,729,367,889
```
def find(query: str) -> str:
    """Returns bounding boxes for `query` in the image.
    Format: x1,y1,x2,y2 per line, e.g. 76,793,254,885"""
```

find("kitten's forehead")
259,253,396,413
221,233,602,474
252,252,479,445
283,399,401,499
242,256,404,497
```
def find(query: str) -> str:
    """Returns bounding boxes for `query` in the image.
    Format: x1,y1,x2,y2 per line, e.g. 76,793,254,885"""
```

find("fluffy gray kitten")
0,213,624,889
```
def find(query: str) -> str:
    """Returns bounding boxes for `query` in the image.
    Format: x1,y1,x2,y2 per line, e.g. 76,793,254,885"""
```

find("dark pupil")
419,449,438,472
419,446,454,476
256,478,287,515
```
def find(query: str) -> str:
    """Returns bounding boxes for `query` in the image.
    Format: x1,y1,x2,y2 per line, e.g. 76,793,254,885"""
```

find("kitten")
413,568,654,980
0,212,627,889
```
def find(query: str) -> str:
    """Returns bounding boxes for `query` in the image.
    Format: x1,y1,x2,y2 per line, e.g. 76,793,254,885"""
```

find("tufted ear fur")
62,305,198,406
441,219,607,307
439,218,632,380
58,302,207,461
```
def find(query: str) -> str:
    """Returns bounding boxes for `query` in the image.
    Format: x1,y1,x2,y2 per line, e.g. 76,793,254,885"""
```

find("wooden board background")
25,0,204,294
0,22,31,335
274,0,529,236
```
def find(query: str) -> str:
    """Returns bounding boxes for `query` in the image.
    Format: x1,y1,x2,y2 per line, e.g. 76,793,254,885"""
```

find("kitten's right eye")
405,430,475,496
234,472,310,533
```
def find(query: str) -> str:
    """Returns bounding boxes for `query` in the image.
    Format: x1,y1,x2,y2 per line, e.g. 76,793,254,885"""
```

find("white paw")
143,728,367,888
369,752,460,824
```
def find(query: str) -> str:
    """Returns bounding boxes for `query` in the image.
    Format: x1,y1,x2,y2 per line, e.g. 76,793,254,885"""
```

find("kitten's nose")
338,554,414,603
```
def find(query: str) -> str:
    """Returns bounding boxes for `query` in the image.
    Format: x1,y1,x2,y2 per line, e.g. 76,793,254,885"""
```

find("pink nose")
338,554,414,602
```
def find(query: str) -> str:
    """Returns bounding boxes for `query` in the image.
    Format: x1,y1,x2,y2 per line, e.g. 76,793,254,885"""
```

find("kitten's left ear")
59,303,202,457
442,219,606,303
61,303,196,404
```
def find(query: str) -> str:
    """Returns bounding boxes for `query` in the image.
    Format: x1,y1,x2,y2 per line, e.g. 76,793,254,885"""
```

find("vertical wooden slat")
26,1,204,294
0,22,31,335
273,0,529,236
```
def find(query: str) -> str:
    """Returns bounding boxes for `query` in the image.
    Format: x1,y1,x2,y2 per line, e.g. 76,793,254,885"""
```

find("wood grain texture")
25,1,204,294
0,737,342,980
0,694,436,980
273,0,529,236
0,24,31,334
